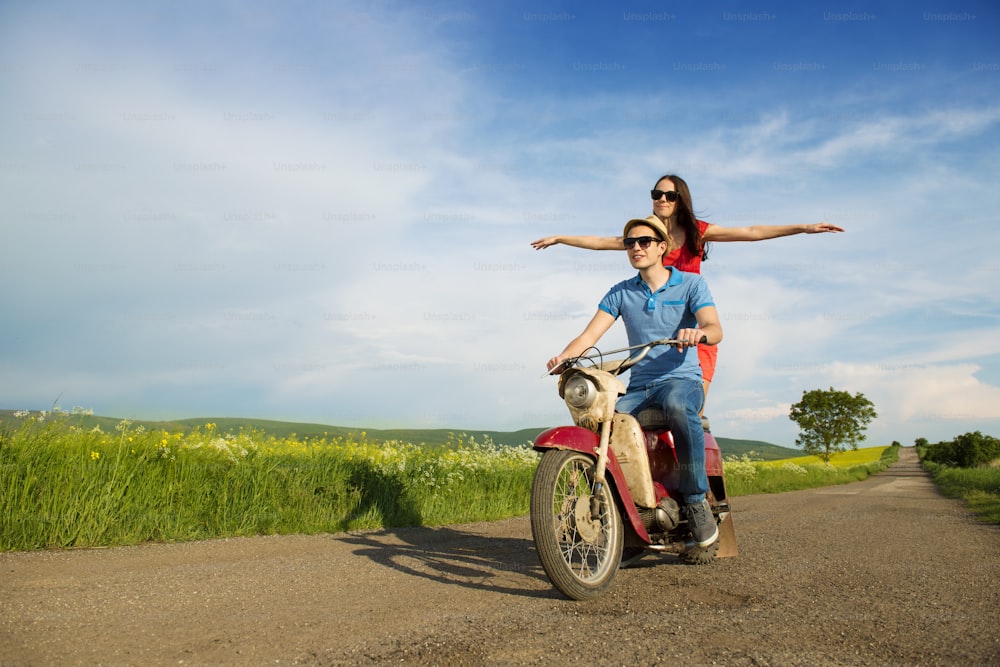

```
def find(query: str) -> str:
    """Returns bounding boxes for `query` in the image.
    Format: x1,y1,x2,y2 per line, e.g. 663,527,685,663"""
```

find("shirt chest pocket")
655,300,686,328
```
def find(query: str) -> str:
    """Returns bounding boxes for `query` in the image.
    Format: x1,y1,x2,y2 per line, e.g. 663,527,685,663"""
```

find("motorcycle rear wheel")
530,449,623,600
681,540,720,565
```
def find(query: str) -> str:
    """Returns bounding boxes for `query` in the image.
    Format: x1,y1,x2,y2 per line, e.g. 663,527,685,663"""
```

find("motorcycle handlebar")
548,336,708,376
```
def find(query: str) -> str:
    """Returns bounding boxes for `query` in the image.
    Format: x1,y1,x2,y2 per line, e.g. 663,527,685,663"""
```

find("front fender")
533,425,599,454
533,425,651,543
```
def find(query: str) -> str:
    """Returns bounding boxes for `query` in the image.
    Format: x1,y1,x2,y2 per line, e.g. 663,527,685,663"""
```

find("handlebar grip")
547,358,574,375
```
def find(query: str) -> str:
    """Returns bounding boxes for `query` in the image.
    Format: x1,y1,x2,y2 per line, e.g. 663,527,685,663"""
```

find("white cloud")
2,1,999,447
721,403,793,424
827,362,1000,423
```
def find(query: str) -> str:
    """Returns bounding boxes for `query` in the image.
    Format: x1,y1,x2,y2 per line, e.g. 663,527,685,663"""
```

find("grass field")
921,460,1000,525
760,447,890,467
723,445,897,496
0,410,801,460
0,409,537,551
0,408,897,551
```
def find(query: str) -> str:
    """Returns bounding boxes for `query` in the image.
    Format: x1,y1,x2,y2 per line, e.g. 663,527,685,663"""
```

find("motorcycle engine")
637,496,681,533
654,497,681,531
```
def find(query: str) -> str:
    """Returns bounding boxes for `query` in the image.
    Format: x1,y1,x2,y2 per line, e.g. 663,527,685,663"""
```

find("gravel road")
2,447,998,666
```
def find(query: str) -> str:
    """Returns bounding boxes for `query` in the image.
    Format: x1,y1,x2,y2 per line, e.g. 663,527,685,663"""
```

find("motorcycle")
530,337,738,601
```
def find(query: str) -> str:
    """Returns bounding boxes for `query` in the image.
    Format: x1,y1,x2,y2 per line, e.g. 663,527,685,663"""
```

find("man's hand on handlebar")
672,328,707,348
546,355,572,374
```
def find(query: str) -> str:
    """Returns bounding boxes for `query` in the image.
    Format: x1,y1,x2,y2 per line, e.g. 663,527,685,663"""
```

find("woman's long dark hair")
655,174,708,261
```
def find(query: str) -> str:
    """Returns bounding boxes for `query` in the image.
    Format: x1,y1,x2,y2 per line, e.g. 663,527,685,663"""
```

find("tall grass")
0,409,538,551
1,408,908,551
922,460,1000,524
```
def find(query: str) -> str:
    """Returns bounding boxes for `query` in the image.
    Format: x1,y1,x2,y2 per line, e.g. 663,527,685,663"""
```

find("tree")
788,387,878,463
924,431,1000,468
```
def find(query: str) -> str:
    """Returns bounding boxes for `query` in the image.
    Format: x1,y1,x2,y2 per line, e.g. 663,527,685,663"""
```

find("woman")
531,173,844,407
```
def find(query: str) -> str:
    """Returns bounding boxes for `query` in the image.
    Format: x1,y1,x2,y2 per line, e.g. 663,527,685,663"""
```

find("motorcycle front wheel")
530,449,623,600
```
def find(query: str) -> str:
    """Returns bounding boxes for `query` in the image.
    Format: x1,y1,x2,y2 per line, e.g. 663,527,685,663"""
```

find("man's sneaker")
685,499,719,548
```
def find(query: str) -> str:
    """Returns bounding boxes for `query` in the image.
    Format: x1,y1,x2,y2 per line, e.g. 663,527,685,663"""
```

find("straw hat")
623,215,670,242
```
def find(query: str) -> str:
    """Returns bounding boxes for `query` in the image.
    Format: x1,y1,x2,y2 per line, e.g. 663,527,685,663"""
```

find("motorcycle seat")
636,408,671,430
635,408,711,433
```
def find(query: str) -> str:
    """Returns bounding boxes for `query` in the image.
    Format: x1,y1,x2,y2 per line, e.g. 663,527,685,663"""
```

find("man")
546,215,723,547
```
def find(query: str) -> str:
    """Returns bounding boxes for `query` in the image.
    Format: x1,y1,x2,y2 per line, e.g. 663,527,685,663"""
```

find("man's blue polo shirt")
598,268,715,389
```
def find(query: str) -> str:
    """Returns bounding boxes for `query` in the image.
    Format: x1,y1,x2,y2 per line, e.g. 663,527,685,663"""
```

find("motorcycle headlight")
563,375,598,410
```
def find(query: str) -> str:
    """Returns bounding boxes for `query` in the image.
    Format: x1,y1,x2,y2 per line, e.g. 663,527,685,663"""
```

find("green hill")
1,409,800,459
714,436,800,461
0,410,545,447
169,418,548,448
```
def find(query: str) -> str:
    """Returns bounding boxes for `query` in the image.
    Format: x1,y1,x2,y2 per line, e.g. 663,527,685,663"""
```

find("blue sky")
2,0,999,448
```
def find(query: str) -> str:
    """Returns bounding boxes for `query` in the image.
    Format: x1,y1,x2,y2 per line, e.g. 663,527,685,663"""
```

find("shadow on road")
338,524,560,599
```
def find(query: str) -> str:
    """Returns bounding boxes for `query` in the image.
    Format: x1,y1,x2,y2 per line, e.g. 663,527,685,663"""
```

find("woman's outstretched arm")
531,234,623,251
702,222,844,242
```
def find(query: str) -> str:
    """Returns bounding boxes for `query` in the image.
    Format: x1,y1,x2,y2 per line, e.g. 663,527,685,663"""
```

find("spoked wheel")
530,449,623,600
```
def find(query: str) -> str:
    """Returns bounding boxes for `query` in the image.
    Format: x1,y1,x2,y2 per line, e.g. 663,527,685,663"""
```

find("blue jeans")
615,378,708,505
